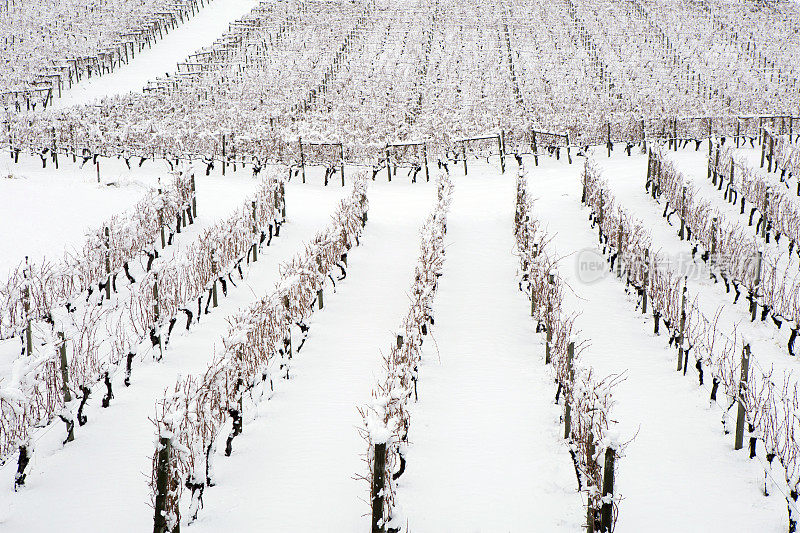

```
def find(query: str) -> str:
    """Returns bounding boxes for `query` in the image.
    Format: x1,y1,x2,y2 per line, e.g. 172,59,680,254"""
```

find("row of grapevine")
359,169,452,532
3,0,800,167
641,0,800,97
583,157,800,528
516,163,621,531
651,147,800,356
148,172,369,531
1,0,215,109
1,170,283,468
0,168,193,338
763,129,800,191
5,109,798,174
709,142,800,254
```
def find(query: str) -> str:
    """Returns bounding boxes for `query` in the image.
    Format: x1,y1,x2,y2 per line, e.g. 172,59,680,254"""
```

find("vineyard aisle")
0,174,349,531
0,148,261,276
52,0,261,108
0,164,263,399
529,155,786,532
189,179,436,532
399,161,584,531
590,150,798,391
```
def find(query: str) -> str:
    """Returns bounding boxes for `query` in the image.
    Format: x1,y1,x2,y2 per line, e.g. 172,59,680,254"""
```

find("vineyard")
1,0,799,531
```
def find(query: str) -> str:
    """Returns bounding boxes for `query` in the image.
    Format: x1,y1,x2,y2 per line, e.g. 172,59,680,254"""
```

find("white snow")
0,153,148,277
399,161,584,531
187,178,436,532
50,0,261,108
526,152,786,532
0,169,351,531
1,0,797,529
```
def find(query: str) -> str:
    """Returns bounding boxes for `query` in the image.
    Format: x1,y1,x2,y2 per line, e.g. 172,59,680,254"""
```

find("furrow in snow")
52,0,261,108
399,161,583,531
524,154,785,532
660,145,789,261
186,178,436,532
590,149,800,399
0,174,349,531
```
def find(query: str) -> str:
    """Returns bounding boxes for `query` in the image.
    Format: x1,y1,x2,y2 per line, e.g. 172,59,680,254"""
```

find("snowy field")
2,0,800,531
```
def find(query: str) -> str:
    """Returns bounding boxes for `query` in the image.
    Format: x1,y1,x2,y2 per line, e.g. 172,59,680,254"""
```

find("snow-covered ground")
0,153,147,277
2,0,797,529
189,178,436,532
51,0,261,108
0,169,352,530
526,153,787,532
399,162,584,531
0,152,262,277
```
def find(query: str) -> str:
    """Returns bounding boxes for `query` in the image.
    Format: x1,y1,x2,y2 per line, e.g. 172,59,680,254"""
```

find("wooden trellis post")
299,137,306,183
567,341,574,382
58,331,71,403
158,185,166,249
385,145,392,181
461,140,467,175
768,134,775,173
734,344,750,450
736,119,741,148
678,187,687,240
339,142,345,186
221,133,226,176
251,201,258,262
153,436,173,533
190,174,197,217
283,295,292,359
371,441,387,533
104,226,112,299
727,157,735,197
564,342,574,439
211,250,218,308
586,432,597,531
23,265,32,357
712,145,721,185
423,143,430,182
280,181,286,219
642,249,649,314
545,307,552,365
711,217,718,258
641,119,647,152
498,131,505,174
153,273,163,359
600,446,616,532
672,118,678,151
565,134,572,164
